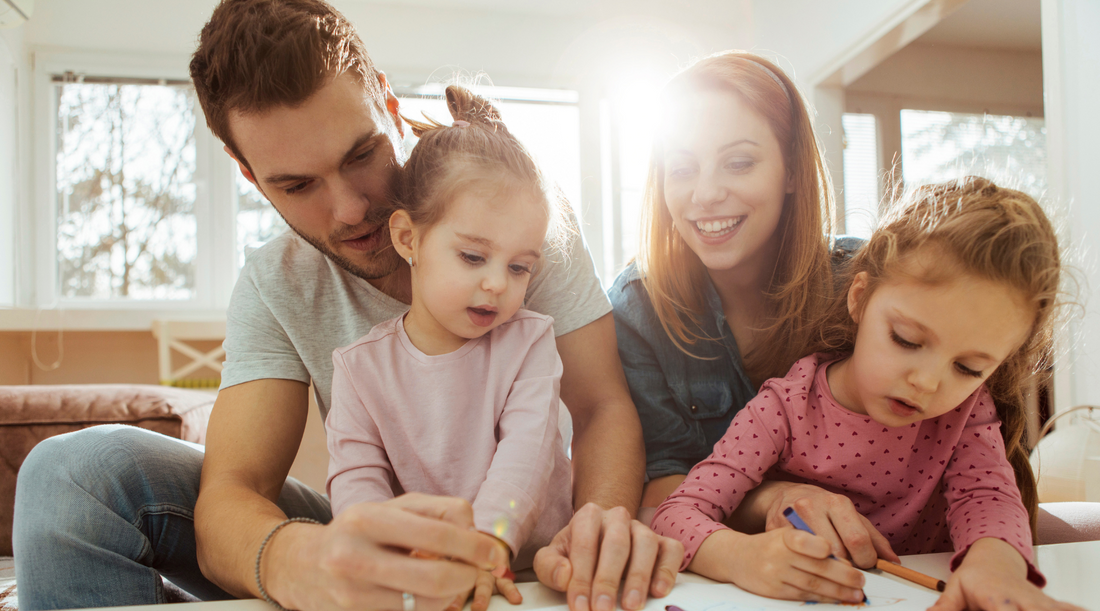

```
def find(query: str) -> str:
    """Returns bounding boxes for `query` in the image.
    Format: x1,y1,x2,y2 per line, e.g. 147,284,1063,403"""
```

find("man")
14,1,681,610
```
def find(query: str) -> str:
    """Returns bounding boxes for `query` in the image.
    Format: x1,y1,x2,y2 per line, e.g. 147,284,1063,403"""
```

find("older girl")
655,178,1084,611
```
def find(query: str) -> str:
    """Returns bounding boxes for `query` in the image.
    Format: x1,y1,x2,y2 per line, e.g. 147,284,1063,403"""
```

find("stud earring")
408,256,414,266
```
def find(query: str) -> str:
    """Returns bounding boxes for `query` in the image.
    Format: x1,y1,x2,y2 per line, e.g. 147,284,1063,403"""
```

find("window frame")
30,50,238,313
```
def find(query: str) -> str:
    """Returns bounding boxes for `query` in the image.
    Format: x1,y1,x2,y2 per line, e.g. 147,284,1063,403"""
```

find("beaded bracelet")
255,517,322,611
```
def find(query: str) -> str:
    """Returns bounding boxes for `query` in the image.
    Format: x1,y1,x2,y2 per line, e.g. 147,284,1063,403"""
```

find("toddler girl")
654,177,1083,610
326,86,572,608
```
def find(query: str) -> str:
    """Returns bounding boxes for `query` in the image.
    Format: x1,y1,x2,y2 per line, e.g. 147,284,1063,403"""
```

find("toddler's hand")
692,527,866,603
444,568,522,611
445,538,522,611
931,538,1086,611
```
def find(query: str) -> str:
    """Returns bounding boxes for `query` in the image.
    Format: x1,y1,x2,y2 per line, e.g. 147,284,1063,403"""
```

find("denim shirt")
610,238,863,481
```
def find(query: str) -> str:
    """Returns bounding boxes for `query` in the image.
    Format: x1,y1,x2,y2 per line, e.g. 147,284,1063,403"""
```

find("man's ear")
389,209,416,261
848,271,869,324
225,145,260,189
377,72,404,139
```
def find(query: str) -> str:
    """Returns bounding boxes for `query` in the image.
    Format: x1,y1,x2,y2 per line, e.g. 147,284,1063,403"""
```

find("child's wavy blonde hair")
396,85,569,253
814,176,1063,536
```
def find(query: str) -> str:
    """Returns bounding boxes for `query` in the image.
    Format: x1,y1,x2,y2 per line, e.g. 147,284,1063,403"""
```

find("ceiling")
354,0,1041,52
916,0,1041,51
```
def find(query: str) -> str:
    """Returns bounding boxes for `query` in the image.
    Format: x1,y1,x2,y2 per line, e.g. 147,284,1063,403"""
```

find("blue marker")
783,507,868,604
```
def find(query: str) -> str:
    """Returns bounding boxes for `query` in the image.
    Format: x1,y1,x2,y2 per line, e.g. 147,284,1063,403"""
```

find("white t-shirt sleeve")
219,259,312,391
525,211,612,337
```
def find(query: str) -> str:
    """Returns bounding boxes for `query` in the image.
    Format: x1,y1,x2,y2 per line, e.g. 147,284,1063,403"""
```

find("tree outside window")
55,79,197,300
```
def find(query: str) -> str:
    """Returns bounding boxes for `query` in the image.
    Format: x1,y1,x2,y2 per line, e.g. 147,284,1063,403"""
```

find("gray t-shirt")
221,226,612,420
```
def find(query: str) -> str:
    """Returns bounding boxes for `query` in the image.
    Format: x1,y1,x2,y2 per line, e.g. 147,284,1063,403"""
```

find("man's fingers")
589,507,633,611
564,504,604,611
323,548,479,601
532,529,572,592
650,536,683,598
444,591,468,611
619,522,659,610
589,508,633,611
333,586,453,611
347,502,502,571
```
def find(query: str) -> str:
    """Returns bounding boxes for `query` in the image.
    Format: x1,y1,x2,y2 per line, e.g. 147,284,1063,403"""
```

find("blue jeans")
13,425,332,610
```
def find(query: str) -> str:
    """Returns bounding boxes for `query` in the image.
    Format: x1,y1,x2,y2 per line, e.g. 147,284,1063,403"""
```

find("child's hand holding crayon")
416,537,522,611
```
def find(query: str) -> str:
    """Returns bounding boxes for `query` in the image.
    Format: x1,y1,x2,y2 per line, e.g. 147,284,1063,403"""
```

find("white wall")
1042,0,1100,414
1,26,28,308
750,0,916,84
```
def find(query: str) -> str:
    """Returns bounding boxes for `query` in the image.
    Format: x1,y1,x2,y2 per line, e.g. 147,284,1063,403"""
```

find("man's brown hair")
189,0,384,166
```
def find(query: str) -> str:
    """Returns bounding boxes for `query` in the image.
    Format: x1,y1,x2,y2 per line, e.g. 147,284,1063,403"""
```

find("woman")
612,50,845,503
610,51,892,601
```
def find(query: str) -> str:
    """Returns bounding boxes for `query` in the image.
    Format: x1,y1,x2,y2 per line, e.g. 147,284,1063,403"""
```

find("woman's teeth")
695,217,742,236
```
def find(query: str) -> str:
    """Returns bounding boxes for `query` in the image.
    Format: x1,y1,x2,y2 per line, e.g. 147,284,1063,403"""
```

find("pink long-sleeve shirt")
653,353,1042,585
326,309,573,570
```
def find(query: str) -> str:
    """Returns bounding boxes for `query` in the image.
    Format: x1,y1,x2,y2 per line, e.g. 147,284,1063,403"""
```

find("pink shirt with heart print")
652,353,1043,585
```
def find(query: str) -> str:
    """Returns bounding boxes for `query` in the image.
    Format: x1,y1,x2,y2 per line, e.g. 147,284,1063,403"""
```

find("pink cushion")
0,385,214,556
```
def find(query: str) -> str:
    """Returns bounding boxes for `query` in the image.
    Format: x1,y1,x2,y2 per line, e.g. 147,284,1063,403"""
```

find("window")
841,113,880,239
24,56,585,319
54,76,198,300
901,110,1046,197
236,175,288,269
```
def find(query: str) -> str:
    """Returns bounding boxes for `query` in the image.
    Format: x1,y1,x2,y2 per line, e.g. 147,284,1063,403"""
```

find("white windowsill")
0,307,226,331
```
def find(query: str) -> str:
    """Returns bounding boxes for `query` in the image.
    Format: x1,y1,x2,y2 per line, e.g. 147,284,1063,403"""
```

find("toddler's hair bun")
445,85,501,125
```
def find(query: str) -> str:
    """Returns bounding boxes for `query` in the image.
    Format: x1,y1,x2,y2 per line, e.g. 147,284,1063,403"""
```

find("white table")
76,541,1100,611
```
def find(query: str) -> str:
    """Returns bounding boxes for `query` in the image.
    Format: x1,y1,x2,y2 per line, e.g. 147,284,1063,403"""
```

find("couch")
0,384,215,610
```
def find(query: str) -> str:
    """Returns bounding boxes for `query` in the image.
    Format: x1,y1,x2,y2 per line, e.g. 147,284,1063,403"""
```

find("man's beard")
286,207,403,281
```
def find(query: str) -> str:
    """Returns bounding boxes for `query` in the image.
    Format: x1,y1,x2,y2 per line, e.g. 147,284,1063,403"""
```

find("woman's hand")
737,481,898,568
930,538,1086,611
687,527,867,603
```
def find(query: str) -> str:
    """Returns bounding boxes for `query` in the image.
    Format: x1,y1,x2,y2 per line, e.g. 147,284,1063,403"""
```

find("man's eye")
284,181,311,195
890,331,920,349
459,252,484,265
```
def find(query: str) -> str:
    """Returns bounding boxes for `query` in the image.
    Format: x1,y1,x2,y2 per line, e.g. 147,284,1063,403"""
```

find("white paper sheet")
527,573,940,611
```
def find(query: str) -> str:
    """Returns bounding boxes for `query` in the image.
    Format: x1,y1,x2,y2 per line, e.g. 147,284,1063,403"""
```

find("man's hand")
266,494,507,611
532,504,684,611
755,482,898,568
